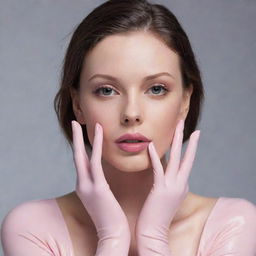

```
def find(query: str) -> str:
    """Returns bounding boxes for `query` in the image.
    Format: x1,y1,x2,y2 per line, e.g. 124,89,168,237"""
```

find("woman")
1,0,256,255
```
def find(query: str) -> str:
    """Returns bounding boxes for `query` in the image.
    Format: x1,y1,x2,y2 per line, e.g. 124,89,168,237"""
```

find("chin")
102,154,152,173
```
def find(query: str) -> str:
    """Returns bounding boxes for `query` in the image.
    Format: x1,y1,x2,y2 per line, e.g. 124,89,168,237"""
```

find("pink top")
1,196,256,256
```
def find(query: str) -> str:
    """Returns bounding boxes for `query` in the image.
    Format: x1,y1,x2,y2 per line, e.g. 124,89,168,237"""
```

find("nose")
121,114,141,125
120,98,143,126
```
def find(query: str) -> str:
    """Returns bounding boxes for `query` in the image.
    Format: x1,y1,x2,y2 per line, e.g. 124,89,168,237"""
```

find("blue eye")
148,84,168,95
94,86,115,96
93,84,169,96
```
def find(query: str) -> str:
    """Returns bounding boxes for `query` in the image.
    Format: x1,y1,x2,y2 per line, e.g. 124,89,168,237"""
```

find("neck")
100,156,194,223
69,155,197,227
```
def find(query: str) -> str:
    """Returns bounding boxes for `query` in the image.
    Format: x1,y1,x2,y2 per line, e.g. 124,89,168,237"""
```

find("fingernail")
71,120,76,130
96,123,99,131
195,130,201,140
179,119,184,130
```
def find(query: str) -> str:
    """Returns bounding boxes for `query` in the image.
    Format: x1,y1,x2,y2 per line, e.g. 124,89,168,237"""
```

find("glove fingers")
166,119,184,180
90,123,107,185
71,120,91,187
148,142,165,186
179,130,200,182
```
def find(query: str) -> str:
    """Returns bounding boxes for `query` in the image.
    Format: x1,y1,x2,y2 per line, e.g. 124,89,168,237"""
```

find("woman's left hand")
135,119,201,256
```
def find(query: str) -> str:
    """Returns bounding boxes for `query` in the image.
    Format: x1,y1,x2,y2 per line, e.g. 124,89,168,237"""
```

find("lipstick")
115,133,151,153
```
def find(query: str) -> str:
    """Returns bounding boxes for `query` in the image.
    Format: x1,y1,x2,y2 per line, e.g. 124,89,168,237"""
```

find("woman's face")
71,31,192,173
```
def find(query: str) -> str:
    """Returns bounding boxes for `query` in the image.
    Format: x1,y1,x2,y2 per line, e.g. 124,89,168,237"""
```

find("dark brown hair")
54,0,204,151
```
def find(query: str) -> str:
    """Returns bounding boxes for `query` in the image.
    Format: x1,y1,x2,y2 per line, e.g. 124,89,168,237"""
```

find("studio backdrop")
0,1,256,255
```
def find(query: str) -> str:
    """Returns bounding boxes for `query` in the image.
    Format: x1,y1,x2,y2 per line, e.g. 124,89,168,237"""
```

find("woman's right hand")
71,120,131,256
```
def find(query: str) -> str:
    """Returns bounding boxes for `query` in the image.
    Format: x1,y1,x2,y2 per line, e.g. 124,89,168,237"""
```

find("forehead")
81,31,181,82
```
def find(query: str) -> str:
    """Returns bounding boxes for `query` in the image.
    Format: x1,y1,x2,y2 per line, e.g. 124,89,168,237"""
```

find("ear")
69,87,86,124
179,84,193,120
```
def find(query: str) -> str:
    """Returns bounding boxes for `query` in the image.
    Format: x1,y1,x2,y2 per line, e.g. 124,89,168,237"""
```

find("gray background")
0,0,256,254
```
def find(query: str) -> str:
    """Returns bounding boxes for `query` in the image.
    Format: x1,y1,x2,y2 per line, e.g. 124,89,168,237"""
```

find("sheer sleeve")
198,197,256,256
1,199,73,256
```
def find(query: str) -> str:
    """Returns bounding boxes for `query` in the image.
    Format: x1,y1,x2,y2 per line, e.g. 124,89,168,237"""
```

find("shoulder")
1,198,72,254
207,197,256,231
1,198,61,231
201,197,256,254
213,197,256,221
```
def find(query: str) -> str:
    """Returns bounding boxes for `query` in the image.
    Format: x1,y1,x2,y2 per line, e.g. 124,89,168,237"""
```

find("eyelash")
93,84,169,97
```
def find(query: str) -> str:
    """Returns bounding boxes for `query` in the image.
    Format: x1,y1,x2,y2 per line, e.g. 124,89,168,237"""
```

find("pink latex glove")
71,120,131,256
135,119,201,256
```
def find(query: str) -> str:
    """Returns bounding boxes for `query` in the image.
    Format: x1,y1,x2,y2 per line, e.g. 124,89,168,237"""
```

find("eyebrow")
88,72,175,82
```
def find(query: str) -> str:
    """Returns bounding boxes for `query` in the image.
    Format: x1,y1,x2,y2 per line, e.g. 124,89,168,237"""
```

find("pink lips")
115,133,150,143
116,142,150,152
115,133,151,153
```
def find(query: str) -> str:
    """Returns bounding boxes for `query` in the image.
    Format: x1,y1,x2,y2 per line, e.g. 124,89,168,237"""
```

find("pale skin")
59,30,219,255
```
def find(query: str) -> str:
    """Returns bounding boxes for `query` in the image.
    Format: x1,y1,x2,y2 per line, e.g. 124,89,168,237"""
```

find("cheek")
153,95,181,128
81,102,116,146
152,99,182,156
